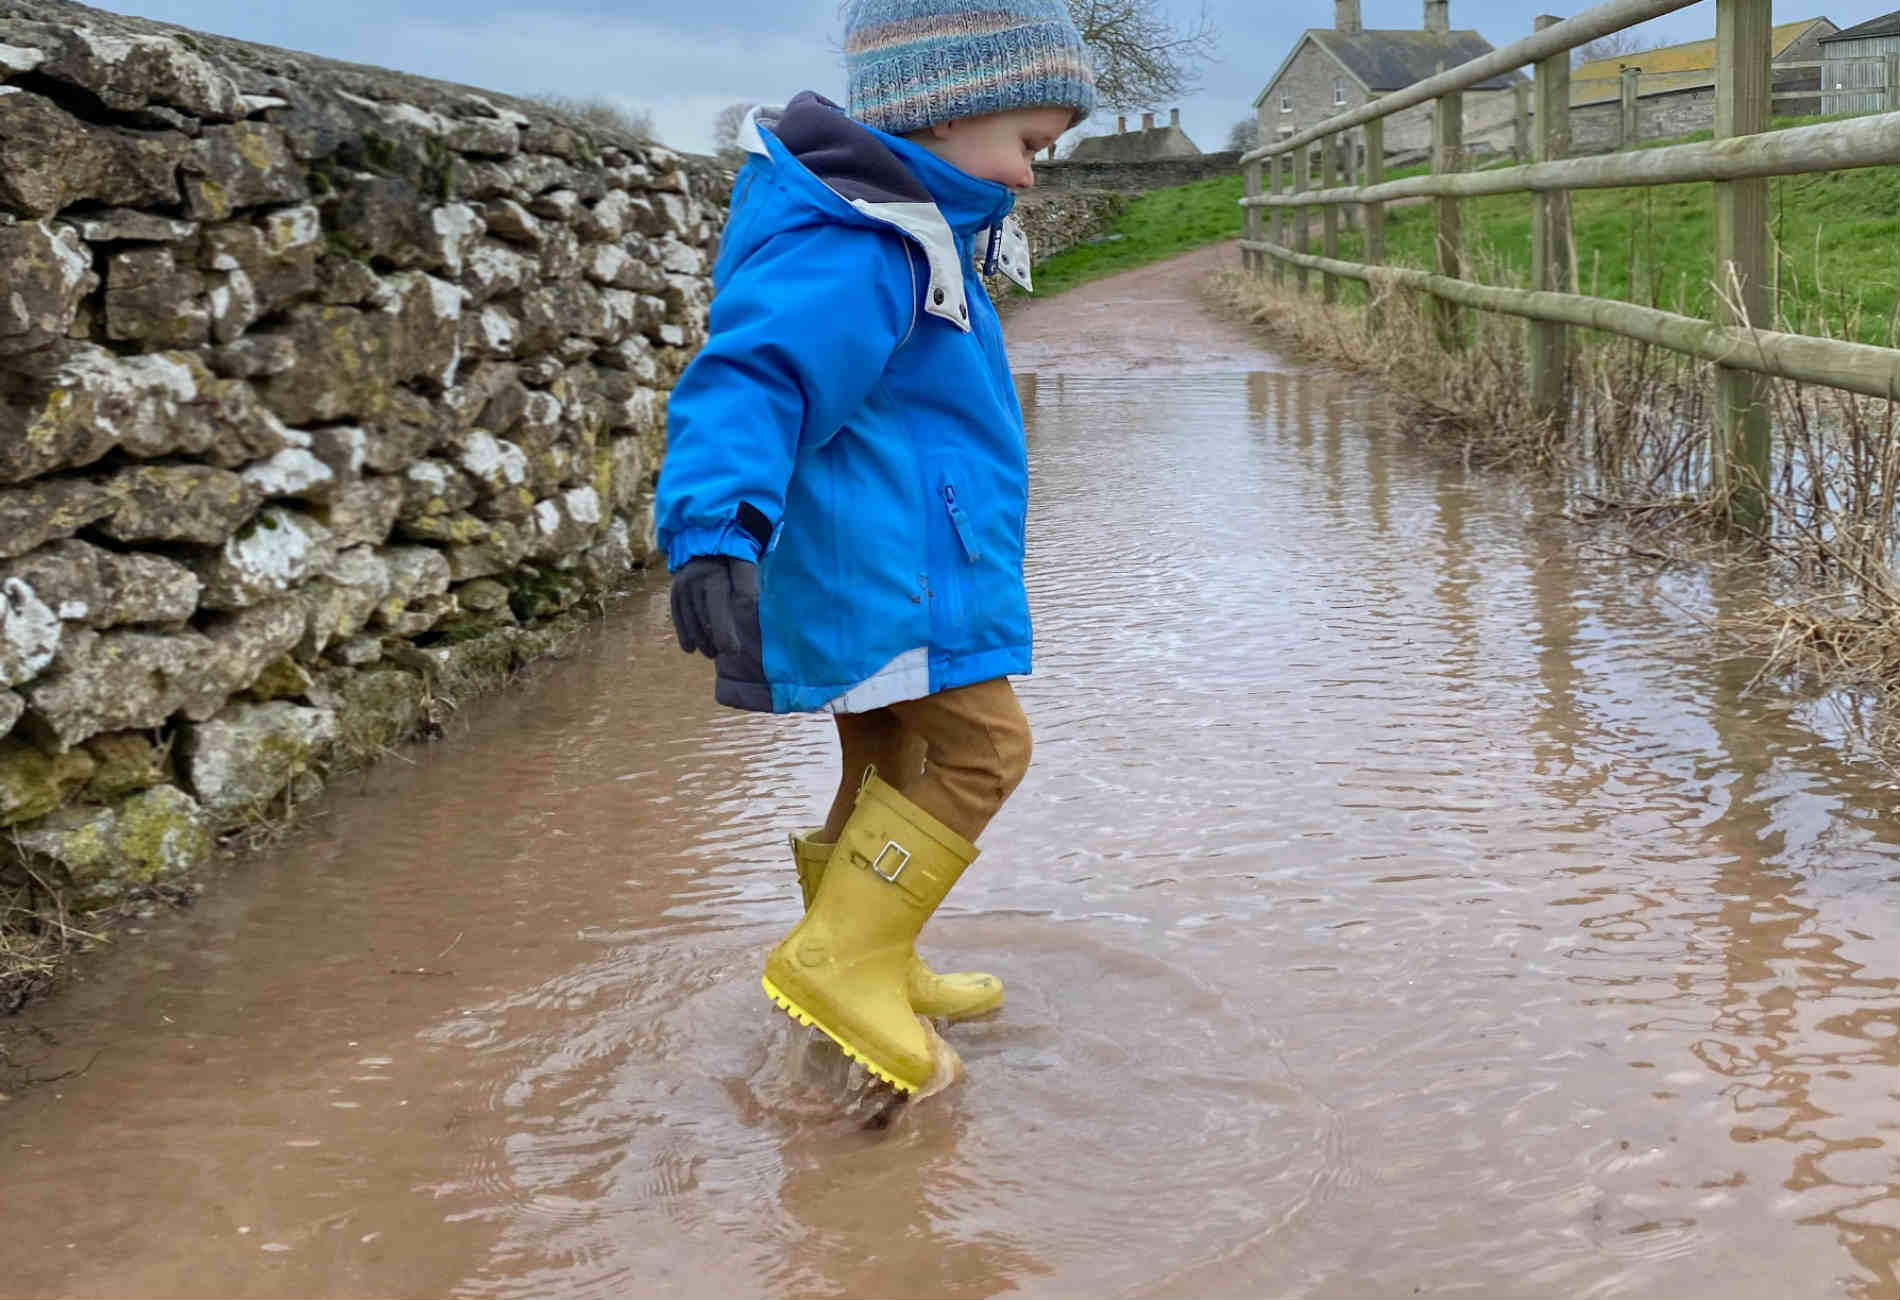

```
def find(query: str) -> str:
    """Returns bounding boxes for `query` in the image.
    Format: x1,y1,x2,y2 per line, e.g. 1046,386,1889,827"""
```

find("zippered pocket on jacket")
940,482,981,563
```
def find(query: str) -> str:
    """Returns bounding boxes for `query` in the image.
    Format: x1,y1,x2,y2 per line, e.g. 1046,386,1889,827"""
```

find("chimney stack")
1141,111,1155,130
1335,0,1363,35
1117,114,1126,133
1170,107,1180,127
1423,0,1449,32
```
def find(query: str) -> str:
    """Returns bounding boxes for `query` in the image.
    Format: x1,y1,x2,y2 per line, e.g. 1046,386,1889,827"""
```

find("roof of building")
1571,17,1834,103
1066,123,1201,162
1307,28,1520,92
1820,8,1900,41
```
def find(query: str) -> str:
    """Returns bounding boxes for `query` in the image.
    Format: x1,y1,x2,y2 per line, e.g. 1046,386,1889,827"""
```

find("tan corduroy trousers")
820,677,1032,845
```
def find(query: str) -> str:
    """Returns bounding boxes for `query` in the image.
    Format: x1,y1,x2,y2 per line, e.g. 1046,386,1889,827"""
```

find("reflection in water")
0,369,1893,1299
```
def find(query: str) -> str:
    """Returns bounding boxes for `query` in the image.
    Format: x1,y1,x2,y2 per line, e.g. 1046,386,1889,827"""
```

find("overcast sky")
97,0,1879,157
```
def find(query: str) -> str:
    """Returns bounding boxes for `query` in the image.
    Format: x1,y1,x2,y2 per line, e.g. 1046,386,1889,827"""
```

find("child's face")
906,105,1075,192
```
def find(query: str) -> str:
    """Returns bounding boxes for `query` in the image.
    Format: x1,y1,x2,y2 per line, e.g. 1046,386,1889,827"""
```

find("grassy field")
1024,115,1900,345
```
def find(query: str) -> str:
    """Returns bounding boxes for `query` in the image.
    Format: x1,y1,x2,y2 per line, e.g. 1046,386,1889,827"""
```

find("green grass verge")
1017,173,1251,297
1025,114,1900,345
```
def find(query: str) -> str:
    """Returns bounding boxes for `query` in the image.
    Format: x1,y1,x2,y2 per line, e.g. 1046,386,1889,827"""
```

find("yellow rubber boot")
791,830,1003,1021
764,773,979,1092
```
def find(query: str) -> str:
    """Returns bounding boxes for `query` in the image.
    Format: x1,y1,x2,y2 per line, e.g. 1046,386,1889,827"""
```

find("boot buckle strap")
868,840,911,883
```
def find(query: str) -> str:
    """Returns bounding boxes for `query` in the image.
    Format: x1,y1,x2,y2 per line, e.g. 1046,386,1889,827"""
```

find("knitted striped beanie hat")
845,0,1096,137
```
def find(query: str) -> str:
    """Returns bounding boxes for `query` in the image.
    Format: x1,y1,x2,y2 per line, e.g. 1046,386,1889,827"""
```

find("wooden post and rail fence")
1237,0,1900,532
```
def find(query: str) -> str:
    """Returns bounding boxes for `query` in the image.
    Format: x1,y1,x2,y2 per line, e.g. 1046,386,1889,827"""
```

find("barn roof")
1308,28,1520,92
1571,17,1835,104
1820,8,1900,41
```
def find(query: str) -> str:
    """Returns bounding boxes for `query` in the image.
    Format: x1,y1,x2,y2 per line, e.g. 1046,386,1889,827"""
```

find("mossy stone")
440,630,518,696
507,565,585,622
337,669,426,755
243,655,315,703
0,739,96,828
80,732,170,802
456,578,511,613
13,784,211,910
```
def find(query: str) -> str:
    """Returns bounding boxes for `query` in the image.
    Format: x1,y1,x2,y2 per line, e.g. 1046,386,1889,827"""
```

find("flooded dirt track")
3,243,1897,1300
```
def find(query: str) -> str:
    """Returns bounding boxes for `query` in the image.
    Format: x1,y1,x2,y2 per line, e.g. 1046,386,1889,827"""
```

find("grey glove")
669,555,762,662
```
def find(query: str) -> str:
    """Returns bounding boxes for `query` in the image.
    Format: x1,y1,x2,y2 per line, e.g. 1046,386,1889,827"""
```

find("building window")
1280,89,1292,113
1333,77,1346,105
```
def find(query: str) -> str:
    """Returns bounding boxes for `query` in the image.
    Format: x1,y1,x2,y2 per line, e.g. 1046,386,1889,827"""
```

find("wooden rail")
1238,0,1900,530
1252,243,1900,401
1242,113,1900,208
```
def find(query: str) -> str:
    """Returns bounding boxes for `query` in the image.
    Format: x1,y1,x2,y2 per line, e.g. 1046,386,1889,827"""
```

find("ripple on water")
1,372,1893,1300
431,905,1347,1300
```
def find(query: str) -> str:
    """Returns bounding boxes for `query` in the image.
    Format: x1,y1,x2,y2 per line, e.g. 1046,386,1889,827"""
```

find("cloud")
317,11,842,155
103,0,843,155
101,0,1736,162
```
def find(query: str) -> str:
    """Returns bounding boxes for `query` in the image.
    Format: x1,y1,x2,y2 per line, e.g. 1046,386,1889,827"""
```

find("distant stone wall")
1568,86,1714,153
0,0,727,909
1034,152,1243,193
1469,70,1821,158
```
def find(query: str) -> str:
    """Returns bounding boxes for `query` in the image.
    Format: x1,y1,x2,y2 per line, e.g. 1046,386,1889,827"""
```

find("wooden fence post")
1620,66,1641,148
1530,13,1571,425
1364,117,1386,331
1714,0,1773,531
1295,142,1312,294
1341,130,1358,234
1270,152,1286,287
1433,70,1464,348
1320,132,1340,304
1513,81,1531,162
1244,157,1262,278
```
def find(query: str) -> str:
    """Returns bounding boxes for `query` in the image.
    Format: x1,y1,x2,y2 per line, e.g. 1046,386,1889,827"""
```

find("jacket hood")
738,92,1033,332
770,91,1016,234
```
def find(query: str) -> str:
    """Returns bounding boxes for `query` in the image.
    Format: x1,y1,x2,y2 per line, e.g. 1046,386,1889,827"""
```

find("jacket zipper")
941,484,980,562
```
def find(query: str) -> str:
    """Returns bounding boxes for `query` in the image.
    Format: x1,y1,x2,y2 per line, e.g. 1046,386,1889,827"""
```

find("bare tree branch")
1572,31,1664,66
526,94,653,141
1068,0,1220,113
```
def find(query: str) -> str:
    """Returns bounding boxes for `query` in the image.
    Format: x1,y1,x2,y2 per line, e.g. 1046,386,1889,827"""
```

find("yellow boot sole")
762,974,924,1093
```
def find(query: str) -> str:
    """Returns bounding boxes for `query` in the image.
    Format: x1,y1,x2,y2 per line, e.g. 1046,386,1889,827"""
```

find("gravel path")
1001,238,1282,375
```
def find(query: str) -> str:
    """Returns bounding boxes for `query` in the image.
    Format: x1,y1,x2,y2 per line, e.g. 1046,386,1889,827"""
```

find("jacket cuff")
663,520,763,572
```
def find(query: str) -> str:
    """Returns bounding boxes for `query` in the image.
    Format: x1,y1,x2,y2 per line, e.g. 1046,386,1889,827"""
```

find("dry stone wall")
0,0,728,910
1034,152,1242,194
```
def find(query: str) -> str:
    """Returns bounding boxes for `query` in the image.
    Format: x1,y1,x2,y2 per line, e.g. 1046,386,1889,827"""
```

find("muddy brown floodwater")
2,242,1896,1300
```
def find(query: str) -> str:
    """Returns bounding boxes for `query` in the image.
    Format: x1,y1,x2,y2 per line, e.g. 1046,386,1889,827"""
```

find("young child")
654,0,1095,1093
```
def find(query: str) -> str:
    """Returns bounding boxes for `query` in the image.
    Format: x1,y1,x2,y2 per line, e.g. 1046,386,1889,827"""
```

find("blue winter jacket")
655,92,1037,714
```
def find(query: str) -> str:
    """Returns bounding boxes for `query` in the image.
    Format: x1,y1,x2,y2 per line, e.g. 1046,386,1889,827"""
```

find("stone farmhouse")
1065,108,1202,161
1251,0,1522,163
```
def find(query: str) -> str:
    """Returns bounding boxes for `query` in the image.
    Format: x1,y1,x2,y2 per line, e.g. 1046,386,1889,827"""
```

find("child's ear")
928,119,957,140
